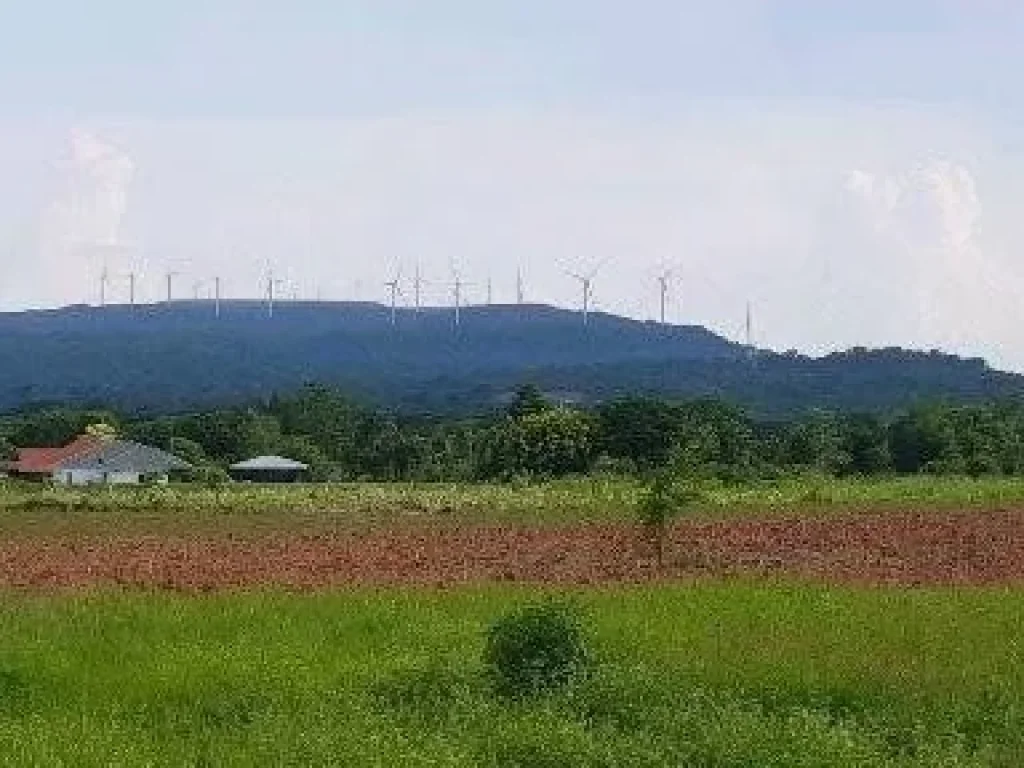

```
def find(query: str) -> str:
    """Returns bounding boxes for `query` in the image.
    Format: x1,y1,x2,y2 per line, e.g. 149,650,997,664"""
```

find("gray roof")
230,455,309,471
57,440,191,474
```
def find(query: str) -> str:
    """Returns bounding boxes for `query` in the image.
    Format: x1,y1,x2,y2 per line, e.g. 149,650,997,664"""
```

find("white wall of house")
54,470,144,486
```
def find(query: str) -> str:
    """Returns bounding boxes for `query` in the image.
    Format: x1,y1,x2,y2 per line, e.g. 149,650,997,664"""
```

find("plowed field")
1,507,1023,591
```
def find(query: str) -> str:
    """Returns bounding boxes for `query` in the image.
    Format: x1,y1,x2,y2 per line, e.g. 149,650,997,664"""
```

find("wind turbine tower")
99,265,109,308
413,263,426,314
516,267,525,305
385,272,402,326
657,270,673,325
128,272,136,307
265,270,286,318
567,266,603,326
450,272,472,329
745,300,755,360
453,277,463,328
214,277,222,318
165,271,179,303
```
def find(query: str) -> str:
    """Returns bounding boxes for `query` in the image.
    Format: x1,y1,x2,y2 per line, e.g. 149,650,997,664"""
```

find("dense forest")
0,302,1020,417
4,383,1024,482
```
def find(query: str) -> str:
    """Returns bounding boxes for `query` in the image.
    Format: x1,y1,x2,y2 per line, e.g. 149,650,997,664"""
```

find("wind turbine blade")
587,255,612,280
562,268,584,282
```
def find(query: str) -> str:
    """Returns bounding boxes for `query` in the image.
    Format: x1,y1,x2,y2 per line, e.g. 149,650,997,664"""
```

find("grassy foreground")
4,474,1024,535
0,583,1022,766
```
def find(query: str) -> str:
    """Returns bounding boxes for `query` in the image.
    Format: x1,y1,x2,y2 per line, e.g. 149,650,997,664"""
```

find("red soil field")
1,507,1023,592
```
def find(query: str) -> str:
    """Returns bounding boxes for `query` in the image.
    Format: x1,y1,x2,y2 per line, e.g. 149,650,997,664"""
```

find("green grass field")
3,473,1024,536
0,582,1021,766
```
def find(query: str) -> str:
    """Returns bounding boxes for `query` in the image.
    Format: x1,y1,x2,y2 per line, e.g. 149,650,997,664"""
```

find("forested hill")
0,301,1020,417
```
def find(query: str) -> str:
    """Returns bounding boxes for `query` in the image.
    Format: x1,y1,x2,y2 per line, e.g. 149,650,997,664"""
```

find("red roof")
11,435,103,474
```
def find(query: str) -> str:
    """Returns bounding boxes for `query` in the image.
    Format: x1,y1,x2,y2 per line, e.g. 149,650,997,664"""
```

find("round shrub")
483,601,591,698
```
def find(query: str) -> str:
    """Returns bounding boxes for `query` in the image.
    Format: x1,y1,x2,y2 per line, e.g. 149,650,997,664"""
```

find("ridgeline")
0,301,1019,416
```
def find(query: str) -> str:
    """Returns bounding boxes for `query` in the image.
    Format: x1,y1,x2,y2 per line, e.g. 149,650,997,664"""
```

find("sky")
1,2,1024,368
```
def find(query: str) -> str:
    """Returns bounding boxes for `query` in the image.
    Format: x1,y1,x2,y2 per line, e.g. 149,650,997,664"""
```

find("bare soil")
1,507,1023,591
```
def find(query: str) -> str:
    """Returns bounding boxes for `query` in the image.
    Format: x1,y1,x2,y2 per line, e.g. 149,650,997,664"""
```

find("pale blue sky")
1,2,1021,113
2,2,1024,368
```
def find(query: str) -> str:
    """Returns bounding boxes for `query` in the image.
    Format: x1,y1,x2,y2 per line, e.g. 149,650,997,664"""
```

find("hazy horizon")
2,4,1023,369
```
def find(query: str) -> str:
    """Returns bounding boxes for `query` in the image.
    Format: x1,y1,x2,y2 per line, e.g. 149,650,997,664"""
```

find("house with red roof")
9,435,102,481
8,435,190,485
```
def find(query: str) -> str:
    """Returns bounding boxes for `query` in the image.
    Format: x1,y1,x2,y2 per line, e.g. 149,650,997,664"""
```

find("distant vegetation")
6,383,1024,486
0,301,1019,416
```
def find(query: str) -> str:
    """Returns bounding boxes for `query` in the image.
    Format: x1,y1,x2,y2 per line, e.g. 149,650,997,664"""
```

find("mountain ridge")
0,301,1018,417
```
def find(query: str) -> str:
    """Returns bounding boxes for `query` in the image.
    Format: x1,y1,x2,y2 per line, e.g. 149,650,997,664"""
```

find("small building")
9,435,103,482
229,456,309,484
10,436,190,485
56,440,191,486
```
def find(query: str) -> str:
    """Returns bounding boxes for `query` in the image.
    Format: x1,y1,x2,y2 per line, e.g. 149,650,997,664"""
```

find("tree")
270,385,368,466
168,437,208,468
481,406,594,480
84,422,118,441
8,408,119,447
780,410,850,474
237,411,284,460
506,384,550,421
596,397,683,470
841,414,891,475
637,443,706,568
279,435,331,481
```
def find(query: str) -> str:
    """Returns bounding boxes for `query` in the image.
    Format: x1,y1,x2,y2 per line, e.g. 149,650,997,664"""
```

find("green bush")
483,601,591,699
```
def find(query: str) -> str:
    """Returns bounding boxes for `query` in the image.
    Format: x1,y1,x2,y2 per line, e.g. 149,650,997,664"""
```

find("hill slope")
0,301,1020,416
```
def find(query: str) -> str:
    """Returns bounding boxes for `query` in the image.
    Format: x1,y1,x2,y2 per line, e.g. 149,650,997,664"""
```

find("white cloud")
838,157,1017,364
24,128,138,306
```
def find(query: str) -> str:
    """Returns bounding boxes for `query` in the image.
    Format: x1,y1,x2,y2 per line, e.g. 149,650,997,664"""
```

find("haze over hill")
0,302,1019,418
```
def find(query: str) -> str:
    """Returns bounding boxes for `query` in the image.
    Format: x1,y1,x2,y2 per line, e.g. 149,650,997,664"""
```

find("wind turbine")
516,266,525,305
656,268,673,325
384,266,404,326
99,265,109,307
214,276,222,318
81,241,132,307
565,258,609,327
412,262,428,314
449,261,472,329
165,271,180,303
744,300,757,362
265,268,286,318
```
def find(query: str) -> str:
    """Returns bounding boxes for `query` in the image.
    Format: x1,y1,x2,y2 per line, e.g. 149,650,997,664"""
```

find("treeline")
3,384,1024,482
